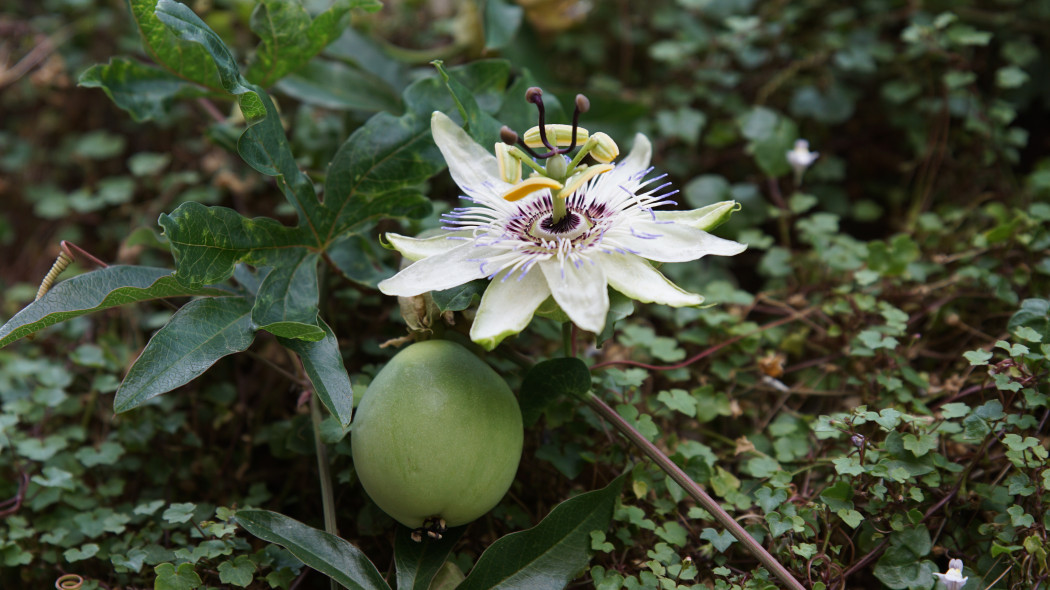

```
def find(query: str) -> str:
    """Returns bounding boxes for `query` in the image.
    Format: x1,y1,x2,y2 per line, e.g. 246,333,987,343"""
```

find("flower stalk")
584,391,806,590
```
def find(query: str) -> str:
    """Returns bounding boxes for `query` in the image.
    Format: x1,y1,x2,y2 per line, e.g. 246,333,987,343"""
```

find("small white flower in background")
378,88,746,350
786,139,819,185
933,558,968,590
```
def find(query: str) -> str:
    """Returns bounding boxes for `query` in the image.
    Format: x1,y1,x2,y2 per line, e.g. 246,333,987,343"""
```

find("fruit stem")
584,391,806,590
562,322,573,357
309,392,340,590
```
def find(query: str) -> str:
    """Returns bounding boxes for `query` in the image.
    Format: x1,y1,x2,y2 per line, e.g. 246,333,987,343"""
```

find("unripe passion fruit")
351,340,523,529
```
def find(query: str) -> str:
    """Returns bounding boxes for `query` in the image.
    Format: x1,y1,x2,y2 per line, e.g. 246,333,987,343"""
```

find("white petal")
619,220,746,262
653,200,738,231
602,133,652,189
601,254,704,307
539,258,609,334
431,112,507,200
378,243,495,296
621,133,653,173
470,269,550,350
385,231,473,262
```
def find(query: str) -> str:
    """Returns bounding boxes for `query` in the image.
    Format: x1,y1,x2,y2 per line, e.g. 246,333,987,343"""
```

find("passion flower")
378,88,746,350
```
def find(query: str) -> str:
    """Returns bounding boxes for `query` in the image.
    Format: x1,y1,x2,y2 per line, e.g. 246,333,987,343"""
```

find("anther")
575,94,590,114
563,94,591,151
500,176,563,202
500,126,519,146
525,87,543,104
495,142,522,183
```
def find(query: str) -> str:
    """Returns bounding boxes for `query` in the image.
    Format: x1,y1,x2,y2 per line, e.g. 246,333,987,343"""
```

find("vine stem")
584,391,806,590
309,392,339,590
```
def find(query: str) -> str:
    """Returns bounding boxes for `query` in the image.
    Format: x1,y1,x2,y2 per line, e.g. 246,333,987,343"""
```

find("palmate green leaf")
114,297,255,412
235,509,390,590
393,525,465,590
128,0,221,91
1008,298,1050,341
322,109,439,237
435,59,513,116
238,78,328,233
279,320,354,426
434,60,504,148
253,250,322,340
152,0,326,231
326,233,395,288
159,203,312,287
159,205,326,340
154,0,266,123
154,562,203,590
78,57,204,122
321,60,515,238
0,266,230,348
483,0,524,51
217,555,256,587
325,26,407,86
276,59,401,113
457,473,626,590
431,279,486,313
244,0,382,88
260,321,324,340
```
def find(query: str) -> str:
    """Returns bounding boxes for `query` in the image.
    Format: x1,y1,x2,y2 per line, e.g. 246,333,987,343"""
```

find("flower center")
528,210,591,242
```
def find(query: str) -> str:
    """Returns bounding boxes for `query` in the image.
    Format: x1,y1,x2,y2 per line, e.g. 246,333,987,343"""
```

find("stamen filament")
514,150,548,175
566,137,596,174
526,87,555,152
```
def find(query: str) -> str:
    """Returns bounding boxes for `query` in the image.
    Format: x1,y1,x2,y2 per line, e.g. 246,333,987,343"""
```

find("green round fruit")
351,340,523,528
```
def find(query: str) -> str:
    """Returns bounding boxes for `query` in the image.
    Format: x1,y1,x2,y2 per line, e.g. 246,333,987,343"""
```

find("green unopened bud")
588,132,619,163
523,124,590,149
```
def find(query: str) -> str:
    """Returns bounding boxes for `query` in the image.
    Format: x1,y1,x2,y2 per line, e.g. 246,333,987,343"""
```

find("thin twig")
0,28,71,89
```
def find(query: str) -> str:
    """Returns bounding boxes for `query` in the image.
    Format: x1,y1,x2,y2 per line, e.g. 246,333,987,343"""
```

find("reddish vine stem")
585,392,806,590
196,97,227,124
61,240,109,269
0,472,29,517
591,309,815,372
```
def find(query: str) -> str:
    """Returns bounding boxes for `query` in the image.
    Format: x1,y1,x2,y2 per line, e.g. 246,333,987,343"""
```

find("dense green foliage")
2,0,1050,588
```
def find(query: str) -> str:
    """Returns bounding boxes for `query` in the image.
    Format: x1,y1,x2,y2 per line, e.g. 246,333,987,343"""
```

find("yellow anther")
494,143,522,184
500,176,564,202
588,132,619,163
557,164,614,199
523,124,589,148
